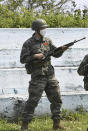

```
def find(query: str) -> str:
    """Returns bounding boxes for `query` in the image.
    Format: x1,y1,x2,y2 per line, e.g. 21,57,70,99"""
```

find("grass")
0,110,88,131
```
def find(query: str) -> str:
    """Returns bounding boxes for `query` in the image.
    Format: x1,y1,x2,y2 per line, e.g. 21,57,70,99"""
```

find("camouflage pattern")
77,54,88,90
22,74,62,122
20,33,64,122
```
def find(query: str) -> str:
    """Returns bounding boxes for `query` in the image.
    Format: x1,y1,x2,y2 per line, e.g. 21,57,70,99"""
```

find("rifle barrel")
65,37,86,47
74,37,86,43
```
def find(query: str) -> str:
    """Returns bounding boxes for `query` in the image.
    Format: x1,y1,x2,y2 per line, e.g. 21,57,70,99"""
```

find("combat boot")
21,121,28,131
53,119,64,130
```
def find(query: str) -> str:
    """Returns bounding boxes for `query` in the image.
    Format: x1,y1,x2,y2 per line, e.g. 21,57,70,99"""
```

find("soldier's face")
40,28,46,36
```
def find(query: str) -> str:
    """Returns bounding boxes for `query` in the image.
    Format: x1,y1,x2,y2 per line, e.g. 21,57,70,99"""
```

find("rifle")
25,37,86,74
42,37,86,60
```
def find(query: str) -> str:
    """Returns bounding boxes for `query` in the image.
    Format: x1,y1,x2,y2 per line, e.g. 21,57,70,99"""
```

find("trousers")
22,74,62,122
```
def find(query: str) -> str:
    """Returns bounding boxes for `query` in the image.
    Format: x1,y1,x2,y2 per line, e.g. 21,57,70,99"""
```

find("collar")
32,33,46,42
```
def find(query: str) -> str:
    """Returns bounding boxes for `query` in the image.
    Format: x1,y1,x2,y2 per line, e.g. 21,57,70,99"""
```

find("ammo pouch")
25,63,32,74
83,76,88,91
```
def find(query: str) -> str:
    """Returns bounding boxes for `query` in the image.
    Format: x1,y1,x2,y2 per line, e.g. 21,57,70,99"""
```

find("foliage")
0,0,88,28
0,110,88,131
27,0,70,13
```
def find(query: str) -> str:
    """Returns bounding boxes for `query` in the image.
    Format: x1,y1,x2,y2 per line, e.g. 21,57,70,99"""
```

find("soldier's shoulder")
81,54,88,63
84,54,88,60
85,54,88,58
23,37,33,47
44,36,48,39
44,37,52,43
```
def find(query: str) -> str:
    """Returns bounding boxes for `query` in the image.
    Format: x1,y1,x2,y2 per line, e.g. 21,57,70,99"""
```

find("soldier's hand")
62,45,68,51
33,53,44,59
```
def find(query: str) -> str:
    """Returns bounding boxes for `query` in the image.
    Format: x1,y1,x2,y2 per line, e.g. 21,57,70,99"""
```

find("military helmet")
32,19,48,31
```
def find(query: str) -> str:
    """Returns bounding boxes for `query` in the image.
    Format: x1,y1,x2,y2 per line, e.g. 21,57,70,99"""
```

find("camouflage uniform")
77,54,88,90
20,33,64,123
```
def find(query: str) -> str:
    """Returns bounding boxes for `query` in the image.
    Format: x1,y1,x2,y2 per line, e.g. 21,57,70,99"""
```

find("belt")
31,60,51,68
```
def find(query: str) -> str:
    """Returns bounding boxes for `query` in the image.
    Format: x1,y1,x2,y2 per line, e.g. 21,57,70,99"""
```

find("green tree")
83,9,88,19
83,9,88,27
27,0,71,13
5,0,24,12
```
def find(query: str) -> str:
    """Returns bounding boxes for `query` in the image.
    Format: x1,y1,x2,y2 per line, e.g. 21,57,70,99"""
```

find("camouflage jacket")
77,54,88,76
20,33,64,76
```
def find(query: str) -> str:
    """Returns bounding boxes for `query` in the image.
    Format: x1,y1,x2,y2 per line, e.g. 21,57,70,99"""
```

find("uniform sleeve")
49,39,64,58
20,40,33,64
77,55,88,76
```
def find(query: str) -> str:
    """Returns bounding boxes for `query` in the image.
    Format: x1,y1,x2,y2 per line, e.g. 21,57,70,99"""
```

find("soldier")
77,54,88,91
20,19,68,131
